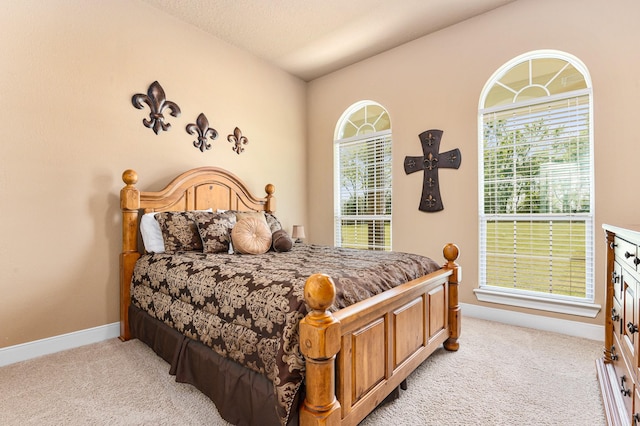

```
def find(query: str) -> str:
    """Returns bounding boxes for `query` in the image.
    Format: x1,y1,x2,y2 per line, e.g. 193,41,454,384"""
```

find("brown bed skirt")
128,305,301,426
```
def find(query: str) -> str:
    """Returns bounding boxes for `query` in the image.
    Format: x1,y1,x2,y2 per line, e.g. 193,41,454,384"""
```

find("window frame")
334,101,392,251
476,50,600,317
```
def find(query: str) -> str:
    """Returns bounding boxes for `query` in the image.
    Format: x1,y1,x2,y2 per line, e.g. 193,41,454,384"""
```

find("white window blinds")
479,93,593,300
335,132,392,250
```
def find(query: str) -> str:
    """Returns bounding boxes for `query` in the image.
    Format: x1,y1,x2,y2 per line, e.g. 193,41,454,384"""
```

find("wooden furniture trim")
120,167,461,426
598,224,640,426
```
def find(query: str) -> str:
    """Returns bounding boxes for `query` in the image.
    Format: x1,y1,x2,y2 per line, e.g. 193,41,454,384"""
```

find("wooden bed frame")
119,166,461,426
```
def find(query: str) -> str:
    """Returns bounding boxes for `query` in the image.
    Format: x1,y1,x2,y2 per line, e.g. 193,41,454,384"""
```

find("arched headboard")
118,166,276,340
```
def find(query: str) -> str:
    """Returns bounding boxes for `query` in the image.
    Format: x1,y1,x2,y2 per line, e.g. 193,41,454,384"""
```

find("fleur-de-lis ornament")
228,127,248,154
131,81,181,134
424,152,438,170
186,113,218,152
424,194,438,208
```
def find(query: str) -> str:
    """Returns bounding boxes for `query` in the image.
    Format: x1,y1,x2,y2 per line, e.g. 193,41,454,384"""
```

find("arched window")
334,101,392,250
477,50,597,316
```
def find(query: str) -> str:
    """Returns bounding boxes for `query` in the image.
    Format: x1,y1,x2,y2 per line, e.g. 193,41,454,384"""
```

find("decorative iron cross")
404,129,461,212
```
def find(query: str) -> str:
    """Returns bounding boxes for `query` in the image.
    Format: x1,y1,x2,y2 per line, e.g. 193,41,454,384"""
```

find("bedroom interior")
1,0,639,424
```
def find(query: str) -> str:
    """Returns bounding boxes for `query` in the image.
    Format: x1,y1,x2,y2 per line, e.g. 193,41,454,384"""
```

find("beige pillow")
231,217,272,254
235,211,268,227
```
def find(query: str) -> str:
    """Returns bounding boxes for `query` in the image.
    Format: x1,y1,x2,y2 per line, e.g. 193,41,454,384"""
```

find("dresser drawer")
612,333,635,416
616,236,639,271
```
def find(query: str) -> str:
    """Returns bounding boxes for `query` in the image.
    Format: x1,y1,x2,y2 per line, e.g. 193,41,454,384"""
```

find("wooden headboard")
119,166,276,340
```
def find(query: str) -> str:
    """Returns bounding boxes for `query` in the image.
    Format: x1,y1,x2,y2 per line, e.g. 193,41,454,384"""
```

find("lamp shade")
292,225,306,240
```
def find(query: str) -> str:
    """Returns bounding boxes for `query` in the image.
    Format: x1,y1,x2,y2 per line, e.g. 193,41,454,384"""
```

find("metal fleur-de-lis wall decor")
228,127,249,154
186,113,218,152
130,81,252,156
131,81,181,134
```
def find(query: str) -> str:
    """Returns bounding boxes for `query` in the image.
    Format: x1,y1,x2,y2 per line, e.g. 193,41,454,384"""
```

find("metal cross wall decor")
404,129,461,212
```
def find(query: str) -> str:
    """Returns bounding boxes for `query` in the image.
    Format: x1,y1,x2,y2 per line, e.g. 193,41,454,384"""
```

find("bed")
119,166,461,426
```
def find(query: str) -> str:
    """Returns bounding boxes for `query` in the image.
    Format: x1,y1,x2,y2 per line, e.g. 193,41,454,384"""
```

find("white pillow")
140,213,164,253
140,209,212,253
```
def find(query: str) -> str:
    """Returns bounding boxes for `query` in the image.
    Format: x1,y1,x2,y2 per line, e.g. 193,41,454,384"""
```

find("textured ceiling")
140,0,516,81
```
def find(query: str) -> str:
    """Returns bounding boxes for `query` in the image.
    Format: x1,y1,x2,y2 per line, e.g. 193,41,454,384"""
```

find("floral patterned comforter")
130,243,440,424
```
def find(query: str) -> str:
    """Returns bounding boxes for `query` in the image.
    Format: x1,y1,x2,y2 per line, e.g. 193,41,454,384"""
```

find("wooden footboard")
300,244,461,426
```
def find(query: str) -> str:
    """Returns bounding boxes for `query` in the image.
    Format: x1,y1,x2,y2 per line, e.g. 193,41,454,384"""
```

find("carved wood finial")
443,243,459,265
265,183,275,197
120,169,140,212
122,169,138,186
265,184,276,213
304,274,336,312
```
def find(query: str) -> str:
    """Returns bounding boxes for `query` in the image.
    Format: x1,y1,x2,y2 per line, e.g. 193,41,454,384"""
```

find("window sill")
473,287,601,318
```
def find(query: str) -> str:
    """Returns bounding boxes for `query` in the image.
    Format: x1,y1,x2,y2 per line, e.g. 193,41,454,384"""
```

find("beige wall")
4,0,638,349
0,0,307,348
307,0,640,326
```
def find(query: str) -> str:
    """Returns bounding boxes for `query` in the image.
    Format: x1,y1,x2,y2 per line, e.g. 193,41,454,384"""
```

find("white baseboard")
0,322,120,367
461,302,604,341
0,306,604,367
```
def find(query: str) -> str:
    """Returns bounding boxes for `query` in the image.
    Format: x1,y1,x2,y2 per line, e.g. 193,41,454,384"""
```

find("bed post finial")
443,243,459,267
300,274,341,425
122,169,138,186
443,243,461,352
265,183,276,213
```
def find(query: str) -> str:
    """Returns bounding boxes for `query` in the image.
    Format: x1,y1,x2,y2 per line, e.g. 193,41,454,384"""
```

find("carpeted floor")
0,316,605,425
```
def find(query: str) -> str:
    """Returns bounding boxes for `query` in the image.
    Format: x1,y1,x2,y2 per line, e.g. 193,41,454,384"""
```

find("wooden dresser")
598,224,640,425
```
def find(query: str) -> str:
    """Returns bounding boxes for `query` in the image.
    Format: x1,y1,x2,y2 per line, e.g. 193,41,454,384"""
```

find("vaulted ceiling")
140,0,517,81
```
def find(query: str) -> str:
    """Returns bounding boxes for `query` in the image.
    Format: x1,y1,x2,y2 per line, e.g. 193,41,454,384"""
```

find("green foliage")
484,116,589,215
339,137,392,216
484,119,548,214
338,136,392,250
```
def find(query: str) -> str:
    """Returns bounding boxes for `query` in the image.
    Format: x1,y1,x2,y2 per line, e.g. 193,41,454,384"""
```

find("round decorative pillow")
231,217,272,254
272,229,293,252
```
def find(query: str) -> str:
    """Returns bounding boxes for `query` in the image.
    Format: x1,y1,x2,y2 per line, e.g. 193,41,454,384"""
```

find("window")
477,51,598,317
334,101,392,250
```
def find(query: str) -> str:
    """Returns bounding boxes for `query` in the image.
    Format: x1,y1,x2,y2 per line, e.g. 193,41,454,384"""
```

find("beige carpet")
0,317,605,425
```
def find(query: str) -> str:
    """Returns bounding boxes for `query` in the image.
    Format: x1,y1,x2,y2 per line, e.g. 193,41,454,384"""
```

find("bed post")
299,274,341,426
119,169,141,341
265,183,276,213
443,243,461,351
